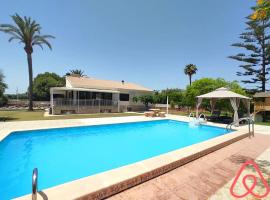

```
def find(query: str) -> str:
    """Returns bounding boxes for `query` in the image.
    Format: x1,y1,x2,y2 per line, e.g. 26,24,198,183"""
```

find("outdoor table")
149,109,160,117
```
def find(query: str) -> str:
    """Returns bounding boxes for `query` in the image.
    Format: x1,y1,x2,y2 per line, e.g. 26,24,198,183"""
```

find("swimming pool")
0,119,230,199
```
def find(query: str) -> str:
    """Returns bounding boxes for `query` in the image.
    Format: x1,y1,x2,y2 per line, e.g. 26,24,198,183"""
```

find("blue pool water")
0,120,230,199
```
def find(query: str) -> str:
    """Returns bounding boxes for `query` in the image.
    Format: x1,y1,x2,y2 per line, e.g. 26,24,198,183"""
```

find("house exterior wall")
254,97,270,113
117,89,152,112
51,87,152,114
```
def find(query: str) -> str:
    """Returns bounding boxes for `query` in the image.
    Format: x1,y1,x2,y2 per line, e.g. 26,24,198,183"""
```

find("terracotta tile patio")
108,133,270,200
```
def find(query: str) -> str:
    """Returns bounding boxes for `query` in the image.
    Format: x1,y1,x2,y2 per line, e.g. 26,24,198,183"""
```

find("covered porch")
50,87,120,115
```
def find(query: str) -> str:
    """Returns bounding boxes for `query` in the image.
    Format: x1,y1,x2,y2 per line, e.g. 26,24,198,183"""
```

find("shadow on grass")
0,116,19,121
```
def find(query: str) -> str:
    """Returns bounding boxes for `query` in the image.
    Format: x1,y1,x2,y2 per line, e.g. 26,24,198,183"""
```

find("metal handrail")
226,117,254,137
198,113,207,122
32,168,38,200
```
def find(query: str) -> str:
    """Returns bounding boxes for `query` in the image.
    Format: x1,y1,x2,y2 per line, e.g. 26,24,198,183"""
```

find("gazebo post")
230,98,240,126
196,97,203,118
210,99,216,114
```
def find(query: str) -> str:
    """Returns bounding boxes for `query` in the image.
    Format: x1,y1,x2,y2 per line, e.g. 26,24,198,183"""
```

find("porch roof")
50,87,120,94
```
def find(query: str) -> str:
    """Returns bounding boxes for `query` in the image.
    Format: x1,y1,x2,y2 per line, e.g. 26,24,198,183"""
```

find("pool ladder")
226,117,255,137
32,168,38,200
189,112,207,123
198,113,207,122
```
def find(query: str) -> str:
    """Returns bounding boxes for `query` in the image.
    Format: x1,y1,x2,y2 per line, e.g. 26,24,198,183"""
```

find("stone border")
14,117,250,200
85,132,249,200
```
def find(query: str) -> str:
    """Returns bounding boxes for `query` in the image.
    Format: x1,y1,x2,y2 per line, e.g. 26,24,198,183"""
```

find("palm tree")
0,14,54,111
184,64,198,86
66,69,86,77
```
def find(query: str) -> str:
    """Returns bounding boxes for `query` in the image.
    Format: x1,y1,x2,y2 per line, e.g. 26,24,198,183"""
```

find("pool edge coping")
13,117,250,200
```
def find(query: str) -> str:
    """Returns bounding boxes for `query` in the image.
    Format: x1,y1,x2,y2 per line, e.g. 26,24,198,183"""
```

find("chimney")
121,80,125,85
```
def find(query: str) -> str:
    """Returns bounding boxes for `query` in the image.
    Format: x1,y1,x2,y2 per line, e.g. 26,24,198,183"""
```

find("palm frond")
32,35,54,49
0,13,54,52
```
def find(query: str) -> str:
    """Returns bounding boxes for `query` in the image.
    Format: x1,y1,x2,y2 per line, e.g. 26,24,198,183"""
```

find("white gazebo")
196,87,251,126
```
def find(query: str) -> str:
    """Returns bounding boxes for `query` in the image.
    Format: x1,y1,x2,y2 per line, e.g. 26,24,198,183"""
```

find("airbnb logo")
230,160,270,198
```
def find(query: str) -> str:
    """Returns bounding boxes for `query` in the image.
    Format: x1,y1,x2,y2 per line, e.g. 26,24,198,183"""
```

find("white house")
50,76,153,114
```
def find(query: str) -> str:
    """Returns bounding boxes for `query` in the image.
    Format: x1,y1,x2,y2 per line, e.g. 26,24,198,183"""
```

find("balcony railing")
53,99,118,107
254,102,270,111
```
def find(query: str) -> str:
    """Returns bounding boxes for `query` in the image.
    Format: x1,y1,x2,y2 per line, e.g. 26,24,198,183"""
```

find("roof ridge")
66,76,152,92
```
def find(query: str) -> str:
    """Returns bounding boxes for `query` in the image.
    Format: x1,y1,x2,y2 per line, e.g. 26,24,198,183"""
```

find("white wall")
118,89,152,106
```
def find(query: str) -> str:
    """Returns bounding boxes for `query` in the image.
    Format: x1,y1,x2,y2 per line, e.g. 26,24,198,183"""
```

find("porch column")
77,91,79,113
196,97,203,118
210,99,217,114
117,93,120,112
112,93,120,112
73,90,77,105
50,88,54,115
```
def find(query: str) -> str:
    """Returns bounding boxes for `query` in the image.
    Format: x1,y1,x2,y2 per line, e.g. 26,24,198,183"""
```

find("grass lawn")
255,121,270,126
0,110,142,121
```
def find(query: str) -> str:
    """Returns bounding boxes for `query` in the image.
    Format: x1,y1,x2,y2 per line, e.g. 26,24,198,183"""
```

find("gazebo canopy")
197,87,250,99
196,87,251,126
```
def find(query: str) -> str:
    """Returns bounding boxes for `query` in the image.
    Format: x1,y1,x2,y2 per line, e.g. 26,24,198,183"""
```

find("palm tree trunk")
189,75,192,86
27,53,34,111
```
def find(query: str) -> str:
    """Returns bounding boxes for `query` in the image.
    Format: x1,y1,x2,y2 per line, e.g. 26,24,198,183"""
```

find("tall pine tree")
229,15,270,92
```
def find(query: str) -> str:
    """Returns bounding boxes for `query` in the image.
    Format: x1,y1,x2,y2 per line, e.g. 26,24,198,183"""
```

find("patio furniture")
149,109,160,117
144,112,150,117
219,116,233,124
206,110,221,122
144,111,155,117
159,112,166,117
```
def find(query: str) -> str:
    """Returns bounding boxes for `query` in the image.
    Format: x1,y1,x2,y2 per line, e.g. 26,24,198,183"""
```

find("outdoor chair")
206,110,221,122
220,116,233,124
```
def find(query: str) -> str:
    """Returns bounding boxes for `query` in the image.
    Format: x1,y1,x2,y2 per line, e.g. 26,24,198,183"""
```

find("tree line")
133,78,247,112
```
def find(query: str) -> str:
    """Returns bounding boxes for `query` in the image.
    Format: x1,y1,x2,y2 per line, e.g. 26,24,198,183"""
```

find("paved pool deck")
108,133,270,200
1,114,270,200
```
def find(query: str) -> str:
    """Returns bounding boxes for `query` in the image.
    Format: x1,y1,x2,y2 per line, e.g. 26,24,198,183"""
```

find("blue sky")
0,0,256,94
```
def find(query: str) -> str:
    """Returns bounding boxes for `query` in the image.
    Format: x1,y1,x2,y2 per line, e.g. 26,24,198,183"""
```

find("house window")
101,93,112,100
53,94,64,99
78,91,91,99
120,93,129,101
